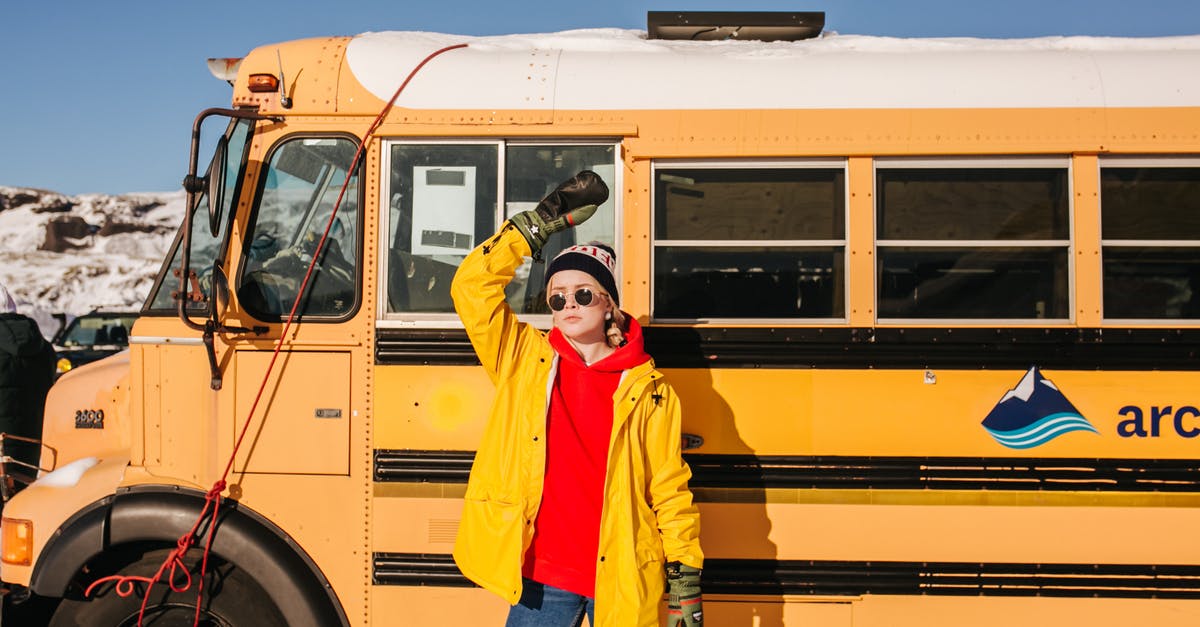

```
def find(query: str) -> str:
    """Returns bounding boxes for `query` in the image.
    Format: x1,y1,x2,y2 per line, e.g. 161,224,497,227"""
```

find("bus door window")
145,118,255,312
383,142,618,318
238,137,361,319
1100,161,1200,320
651,163,847,321
875,161,1070,321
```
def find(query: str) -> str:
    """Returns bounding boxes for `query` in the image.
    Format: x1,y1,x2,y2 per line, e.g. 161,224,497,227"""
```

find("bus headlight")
2,517,33,566
56,357,73,374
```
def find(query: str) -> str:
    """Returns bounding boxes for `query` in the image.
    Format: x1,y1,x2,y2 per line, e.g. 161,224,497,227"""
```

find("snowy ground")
0,186,184,339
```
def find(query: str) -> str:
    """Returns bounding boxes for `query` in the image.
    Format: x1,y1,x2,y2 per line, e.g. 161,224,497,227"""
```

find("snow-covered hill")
0,186,184,337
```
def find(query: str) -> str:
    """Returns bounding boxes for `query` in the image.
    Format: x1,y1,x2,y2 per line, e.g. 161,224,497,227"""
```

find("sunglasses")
547,288,606,312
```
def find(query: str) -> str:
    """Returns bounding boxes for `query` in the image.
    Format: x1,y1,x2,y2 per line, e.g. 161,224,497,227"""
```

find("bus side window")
384,142,617,317
503,144,617,314
386,144,499,314
875,163,1070,321
652,164,846,321
1101,164,1200,320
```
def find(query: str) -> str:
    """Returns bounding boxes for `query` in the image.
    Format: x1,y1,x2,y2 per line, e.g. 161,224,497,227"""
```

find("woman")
450,172,703,627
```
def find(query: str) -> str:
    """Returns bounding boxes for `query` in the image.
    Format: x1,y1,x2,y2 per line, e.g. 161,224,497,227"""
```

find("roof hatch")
647,11,825,41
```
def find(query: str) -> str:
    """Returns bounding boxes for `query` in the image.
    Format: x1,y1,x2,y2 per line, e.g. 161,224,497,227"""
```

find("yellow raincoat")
451,224,703,626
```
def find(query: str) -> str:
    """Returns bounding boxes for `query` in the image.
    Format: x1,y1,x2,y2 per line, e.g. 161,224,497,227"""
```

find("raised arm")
451,225,538,384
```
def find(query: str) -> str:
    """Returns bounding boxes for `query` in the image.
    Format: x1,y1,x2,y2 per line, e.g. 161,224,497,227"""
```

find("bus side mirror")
207,135,229,237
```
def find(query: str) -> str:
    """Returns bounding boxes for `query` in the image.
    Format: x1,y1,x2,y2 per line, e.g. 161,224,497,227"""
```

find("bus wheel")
49,548,287,627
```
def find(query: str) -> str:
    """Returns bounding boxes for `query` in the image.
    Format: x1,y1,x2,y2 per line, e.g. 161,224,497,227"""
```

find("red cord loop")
84,574,150,599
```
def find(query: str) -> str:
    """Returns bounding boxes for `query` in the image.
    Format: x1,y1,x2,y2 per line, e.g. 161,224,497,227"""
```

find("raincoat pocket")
455,496,526,601
634,547,668,624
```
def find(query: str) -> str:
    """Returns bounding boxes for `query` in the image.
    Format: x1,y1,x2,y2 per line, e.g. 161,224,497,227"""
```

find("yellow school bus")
5,11,1200,625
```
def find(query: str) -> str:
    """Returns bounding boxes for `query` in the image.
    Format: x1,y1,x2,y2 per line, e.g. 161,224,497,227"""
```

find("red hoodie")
522,317,650,598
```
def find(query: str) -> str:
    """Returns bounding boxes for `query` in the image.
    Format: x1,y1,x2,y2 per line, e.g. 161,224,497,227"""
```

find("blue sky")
2,0,1198,195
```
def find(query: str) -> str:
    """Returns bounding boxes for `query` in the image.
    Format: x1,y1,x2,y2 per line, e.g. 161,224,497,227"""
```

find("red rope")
84,42,468,626
84,480,225,623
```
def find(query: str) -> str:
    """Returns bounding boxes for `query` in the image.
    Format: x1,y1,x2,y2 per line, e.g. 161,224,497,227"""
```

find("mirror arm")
202,320,223,390
218,324,269,335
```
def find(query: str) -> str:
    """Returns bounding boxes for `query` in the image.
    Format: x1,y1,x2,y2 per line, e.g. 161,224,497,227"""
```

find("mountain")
0,186,185,338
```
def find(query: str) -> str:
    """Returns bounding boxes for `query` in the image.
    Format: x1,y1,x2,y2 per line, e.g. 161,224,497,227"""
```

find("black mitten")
510,170,609,254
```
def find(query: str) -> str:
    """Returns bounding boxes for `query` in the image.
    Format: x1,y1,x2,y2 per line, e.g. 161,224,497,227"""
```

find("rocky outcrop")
0,185,185,318
40,216,100,252
0,187,74,213
97,217,165,237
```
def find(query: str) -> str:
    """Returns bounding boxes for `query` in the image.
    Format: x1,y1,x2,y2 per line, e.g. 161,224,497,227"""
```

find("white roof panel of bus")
345,28,1200,110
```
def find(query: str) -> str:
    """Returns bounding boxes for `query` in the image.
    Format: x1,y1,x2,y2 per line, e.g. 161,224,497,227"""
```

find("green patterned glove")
666,561,703,627
510,170,609,255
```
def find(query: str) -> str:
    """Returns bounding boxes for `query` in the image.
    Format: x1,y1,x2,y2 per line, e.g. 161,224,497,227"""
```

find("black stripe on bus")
374,449,474,483
373,450,1200,492
376,326,1200,370
377,328,480,365
372,553,1200,599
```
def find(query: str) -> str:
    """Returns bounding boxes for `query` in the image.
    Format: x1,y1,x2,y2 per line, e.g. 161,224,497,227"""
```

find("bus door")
142,124,363,481
224,134,362,477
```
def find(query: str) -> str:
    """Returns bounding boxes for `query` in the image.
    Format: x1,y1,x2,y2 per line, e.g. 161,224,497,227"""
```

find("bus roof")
342,28,1200,111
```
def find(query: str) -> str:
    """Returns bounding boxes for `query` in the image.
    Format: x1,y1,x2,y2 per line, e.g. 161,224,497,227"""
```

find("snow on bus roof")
345,28,1200,110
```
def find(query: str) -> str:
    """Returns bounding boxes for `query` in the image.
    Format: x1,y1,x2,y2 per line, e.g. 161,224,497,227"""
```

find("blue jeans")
505,578,595,627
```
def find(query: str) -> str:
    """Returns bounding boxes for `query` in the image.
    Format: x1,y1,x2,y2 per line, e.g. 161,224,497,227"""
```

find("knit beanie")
545,243,619,306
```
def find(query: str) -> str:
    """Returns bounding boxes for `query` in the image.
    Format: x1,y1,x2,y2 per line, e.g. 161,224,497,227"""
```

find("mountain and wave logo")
981,367,1098,449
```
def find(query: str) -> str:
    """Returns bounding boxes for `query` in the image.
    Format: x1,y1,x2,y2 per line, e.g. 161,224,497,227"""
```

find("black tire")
48,548,287,627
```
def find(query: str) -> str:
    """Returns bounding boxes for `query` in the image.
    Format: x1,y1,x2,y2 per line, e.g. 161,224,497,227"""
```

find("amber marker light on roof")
247,73,281,93
2,517,33,566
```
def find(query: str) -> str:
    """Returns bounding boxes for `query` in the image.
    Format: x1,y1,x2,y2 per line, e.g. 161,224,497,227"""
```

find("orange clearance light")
247,73,280,93
2,517,33,566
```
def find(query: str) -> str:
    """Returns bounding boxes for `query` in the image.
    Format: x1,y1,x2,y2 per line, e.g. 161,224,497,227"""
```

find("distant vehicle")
50,310,137,375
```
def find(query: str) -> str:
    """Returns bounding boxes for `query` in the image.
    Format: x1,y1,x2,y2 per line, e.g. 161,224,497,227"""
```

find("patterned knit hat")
545,243,619,306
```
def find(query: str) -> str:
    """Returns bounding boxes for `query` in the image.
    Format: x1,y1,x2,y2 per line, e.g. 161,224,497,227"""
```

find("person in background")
0,284,56,474
451,172,703,627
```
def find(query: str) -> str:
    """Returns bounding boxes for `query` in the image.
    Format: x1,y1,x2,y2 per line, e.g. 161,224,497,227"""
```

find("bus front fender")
28,484,349,627
0,455,129,588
